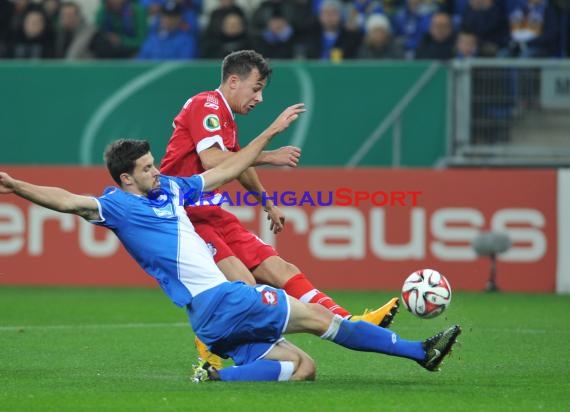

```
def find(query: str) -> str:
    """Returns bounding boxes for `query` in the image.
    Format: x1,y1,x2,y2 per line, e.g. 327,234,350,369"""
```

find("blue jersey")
91,175,228,307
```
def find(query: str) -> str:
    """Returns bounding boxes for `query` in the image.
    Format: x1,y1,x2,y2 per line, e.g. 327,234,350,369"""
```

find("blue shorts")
186,282,290,365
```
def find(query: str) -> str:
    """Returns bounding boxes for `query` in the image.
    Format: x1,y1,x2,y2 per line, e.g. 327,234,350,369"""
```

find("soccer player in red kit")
160,50,399,365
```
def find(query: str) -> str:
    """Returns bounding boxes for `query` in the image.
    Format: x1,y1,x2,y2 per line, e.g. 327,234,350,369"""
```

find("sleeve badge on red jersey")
203,114,221,132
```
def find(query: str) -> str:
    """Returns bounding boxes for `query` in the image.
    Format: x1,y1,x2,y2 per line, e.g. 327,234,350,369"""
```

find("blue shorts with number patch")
186,281,290,365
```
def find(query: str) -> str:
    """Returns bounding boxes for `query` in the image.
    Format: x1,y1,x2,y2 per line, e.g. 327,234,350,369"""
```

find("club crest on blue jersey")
151,203,175,218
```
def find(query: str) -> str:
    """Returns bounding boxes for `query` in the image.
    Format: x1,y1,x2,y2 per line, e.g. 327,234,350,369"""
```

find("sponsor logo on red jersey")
205,94,219,110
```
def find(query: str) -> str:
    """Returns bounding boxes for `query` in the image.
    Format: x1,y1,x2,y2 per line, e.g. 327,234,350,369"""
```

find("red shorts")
187,205,277,269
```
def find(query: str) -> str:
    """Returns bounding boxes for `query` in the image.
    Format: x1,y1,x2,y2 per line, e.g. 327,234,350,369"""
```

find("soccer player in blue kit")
0,103,461,382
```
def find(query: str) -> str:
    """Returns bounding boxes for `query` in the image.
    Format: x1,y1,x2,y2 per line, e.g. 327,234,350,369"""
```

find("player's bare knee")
291,354,315,381
253,257,301,287
269,256,299,277
297,357,316,381
307,303,336,335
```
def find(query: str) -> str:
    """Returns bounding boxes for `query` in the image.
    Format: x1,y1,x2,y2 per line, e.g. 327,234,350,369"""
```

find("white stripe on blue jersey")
91,174,228,307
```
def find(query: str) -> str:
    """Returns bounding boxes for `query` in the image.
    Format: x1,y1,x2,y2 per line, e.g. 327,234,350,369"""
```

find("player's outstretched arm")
201,144,301,170
201,103,304,192
256,145,301,168
199,108,304,170
0,172,100,221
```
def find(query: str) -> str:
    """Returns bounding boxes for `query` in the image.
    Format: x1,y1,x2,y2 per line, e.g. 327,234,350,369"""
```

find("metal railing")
448,59,570,167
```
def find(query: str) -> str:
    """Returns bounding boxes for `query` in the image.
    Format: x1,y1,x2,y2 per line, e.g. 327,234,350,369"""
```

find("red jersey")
160,89,240,185
160,90,279,268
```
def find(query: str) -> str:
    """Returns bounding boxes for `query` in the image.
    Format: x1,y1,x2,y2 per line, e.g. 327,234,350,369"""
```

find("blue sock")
321,316,425,361
218,359,294,381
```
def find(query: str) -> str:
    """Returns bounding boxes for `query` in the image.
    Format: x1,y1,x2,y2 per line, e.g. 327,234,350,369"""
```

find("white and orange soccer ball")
401,269,452,319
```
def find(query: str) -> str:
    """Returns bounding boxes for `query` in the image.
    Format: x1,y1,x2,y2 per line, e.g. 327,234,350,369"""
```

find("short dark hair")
104,139,151,185
221,50,272,83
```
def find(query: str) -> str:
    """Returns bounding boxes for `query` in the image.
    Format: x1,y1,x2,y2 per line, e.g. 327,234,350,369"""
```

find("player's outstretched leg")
320,315,461,371
286,298,461,371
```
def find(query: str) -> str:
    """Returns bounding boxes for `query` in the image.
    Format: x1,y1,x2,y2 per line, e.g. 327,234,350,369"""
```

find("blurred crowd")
0,0,568,61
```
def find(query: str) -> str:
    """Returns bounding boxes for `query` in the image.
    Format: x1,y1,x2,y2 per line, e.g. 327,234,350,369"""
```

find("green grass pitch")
1,287,569,411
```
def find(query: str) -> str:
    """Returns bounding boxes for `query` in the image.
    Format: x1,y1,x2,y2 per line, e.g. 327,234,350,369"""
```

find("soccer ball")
401,269,452,319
